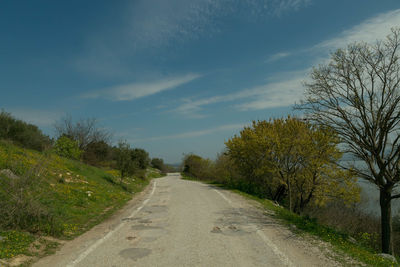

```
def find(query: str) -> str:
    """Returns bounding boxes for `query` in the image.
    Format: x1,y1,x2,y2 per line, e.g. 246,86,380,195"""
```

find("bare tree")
296,28,400,254
54,115,111,150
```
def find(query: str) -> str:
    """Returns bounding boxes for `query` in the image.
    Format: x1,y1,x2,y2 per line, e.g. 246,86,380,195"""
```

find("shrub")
54,115,111,150
131,148,150,169
54,135,82,160
116,141,137,180
0,168,63,235
182,154,214,180
82,140,111,166
151,158,165,172
0,110,51,151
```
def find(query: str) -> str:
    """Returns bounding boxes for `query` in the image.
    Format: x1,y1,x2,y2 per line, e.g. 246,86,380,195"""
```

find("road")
34,173,339,267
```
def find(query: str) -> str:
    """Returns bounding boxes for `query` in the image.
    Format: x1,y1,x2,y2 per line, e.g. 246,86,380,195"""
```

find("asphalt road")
34,173,339,267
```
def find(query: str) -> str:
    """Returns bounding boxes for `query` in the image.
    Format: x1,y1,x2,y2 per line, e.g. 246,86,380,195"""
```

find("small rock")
0,236,4,242
290,224,297,230
377,253,397,263
0,169,19,179
59,174,63,178
66,172,71,176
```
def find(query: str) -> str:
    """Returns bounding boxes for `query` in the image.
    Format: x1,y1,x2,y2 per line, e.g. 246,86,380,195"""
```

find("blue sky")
1,0,400,163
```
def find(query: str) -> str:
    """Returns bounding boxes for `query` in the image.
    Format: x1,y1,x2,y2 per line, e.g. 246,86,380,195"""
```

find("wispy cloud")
265,52,291,63
175,70,307,114
82,74,201,101
131,123,244,142
254,9,400,110
76,0,311,77
273,0,312,16
175,8,400,114
236,74,306,110
6,108,64,127
127,0,312,49
316,9,400,50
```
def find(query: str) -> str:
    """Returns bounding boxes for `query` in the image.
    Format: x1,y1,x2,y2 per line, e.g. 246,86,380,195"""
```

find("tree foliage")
54,115,111,150
54,135,82,160
115,141,137,181
182,154,213,180
151,158,165,172
225,117,359,213
297,28,400,254
113,141,153,181
0,110,51,151
131,148,150,170
82,140,111,166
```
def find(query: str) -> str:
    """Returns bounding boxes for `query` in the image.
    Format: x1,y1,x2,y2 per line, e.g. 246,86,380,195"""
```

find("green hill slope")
0,140,161,264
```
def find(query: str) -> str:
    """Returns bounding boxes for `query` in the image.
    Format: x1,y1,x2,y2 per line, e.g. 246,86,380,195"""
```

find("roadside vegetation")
0,111,165,265
182,29,400,266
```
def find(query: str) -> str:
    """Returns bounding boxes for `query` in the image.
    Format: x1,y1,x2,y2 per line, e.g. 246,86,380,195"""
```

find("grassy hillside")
0,140,162,264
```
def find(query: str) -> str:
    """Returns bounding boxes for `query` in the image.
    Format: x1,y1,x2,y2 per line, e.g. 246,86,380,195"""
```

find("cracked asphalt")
34,173,340,267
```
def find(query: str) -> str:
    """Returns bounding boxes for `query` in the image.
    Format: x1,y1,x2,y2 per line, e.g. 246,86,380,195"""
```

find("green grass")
0,140,162,262
182,173,399,266
147,168,165,179
0,231,35,259
233,190,400,266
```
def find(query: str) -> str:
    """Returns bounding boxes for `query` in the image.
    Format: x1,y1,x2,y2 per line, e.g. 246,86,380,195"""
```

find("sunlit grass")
0,140,162,261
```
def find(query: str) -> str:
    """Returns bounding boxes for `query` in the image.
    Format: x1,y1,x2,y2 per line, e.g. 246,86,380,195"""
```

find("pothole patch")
211,226,222,233
119,248,151,261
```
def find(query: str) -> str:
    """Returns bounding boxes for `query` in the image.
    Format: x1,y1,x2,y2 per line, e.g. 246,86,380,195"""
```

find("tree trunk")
380,187,394,254
273,184,286,202
288,178,292,212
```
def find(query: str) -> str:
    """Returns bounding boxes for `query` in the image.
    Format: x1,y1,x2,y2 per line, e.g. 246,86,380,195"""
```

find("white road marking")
213,189,232,204
256,230,295,267
213,188,295,267
66,180,157,267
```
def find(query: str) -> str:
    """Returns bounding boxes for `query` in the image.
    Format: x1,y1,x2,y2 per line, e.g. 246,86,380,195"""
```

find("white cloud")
176,8,400,114
82,74,201,101
317,9,400,50
5,108,64,127
128,0,312,48
237,75,306,110
175,70,308,114
265,52,291,63
131,123,244,142
273,0,311,16
76,0,312,76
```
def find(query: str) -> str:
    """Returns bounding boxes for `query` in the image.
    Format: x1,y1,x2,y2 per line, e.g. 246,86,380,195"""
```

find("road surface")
34,173,339,267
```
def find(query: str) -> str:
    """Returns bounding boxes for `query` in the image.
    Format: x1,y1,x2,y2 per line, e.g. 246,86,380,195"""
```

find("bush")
54,135,82,160
305,201,381,252
116,141,137,180
54,115,111,150
151,158,166,172
0,169,63,235
82,140,110,166
182,154,214,180
131,148,150,169
0,110,51,151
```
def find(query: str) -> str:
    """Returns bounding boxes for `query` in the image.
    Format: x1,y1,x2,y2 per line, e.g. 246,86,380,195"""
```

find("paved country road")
34,173,341,267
